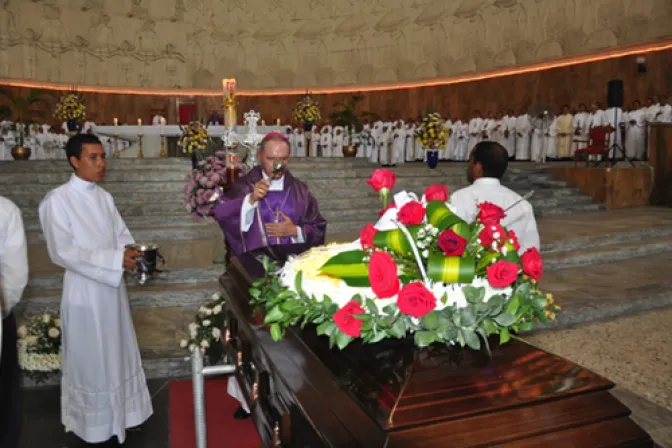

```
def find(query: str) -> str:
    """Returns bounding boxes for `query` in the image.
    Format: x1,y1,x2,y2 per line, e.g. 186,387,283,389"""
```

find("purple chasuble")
258,189,295,246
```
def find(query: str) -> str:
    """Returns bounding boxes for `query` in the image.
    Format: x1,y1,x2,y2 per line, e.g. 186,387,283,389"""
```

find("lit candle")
137,118,142,135
160,117,165,135
261,119,266,126
244,119,248,125
276,118,280,126
113,117,118,135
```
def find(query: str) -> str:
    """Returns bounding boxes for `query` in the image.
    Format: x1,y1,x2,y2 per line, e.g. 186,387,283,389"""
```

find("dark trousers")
0,313,21,448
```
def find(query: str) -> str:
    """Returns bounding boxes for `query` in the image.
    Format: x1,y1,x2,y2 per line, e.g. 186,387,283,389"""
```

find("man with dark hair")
449,141,540,253
213,132,327,418
38,134,152,444
0,195,28,448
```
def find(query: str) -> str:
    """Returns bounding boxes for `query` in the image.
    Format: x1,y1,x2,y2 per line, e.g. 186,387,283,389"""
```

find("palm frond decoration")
329,94,378,132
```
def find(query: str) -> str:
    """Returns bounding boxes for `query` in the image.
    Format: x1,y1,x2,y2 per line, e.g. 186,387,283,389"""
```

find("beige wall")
1,0,670,90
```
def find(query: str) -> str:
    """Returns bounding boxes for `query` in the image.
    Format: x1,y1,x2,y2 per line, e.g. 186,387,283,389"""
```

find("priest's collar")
70,173,96,191
473,177,501,186
261,170,285,187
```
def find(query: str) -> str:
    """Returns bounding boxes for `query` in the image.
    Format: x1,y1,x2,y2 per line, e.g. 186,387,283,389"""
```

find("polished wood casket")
219,244,653,448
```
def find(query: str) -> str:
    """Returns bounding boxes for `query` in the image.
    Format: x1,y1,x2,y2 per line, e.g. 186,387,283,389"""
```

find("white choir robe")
647,104,662,123
515,115,532,160
309,126,319,157
392,126,406,164
625,109,647,160
661,104,672,123
440,120,452,160
319,127,332,157
404,124,416,161
293,129,306,157
360,124,372,158
572,112,589,152
543,117,558,160
38,174,153,444
370,122,383,163
455,123,470,161
605,107,624,157
530,118,545,162
446,122,458,160
414,125,424,160
332,127,344,157
467,118,483,152
483,119,497,144
378,126,393,165
285,127,296,156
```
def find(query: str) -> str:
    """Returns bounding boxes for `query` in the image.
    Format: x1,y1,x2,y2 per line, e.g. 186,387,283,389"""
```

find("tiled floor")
17,379,172,448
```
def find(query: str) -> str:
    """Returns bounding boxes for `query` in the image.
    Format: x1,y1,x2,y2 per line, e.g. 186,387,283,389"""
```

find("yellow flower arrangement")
415,112,450,150
54,92,86,122
181,121,208,154
293,95,321,124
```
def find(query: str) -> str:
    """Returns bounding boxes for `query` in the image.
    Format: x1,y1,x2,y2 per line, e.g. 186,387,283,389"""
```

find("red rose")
366,169,397,192
477,202,506,225
360,223,378,250
437,229,467,256
397,201,425,226
368,251,400,299
486,260,520,288
378,203,397,218
507,230,521,252
520,247,543,281
397,282,437,318
424,185,449,202
479,224,506,249
333,301,366,337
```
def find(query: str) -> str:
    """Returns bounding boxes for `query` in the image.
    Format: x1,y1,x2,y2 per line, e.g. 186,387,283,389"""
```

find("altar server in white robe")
493,112,505,148
285,126,296,156
391,121,406,164
449,141,540,253
404,122,416,161
646,97,662,123
572,103,590,152
309,125,320,157
483,112,497,142
455,119,469,161
530,115,546,163
38,134,153,445
515,110,532,160
378,124,394,166
369,121,383,163
543,116,558,160
359,122,372,158
439,118,452,160
625,101,647,160
319,125,332,157
332,126,344,157
468,112,484,150
294,128,307,157
660,95,672,123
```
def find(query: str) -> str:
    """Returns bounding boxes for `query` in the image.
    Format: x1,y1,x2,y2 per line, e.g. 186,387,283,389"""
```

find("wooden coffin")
219,244,653,448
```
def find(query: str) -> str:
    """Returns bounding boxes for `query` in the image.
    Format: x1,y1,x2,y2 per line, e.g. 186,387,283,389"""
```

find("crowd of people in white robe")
1,96,669,163
283,96,671,165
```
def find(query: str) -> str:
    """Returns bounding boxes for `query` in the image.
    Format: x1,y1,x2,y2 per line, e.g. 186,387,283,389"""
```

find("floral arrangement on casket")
250,169,560,352
183,152,247,221
415,112,450,150
179,293,226,364
17,312,62,384
180,121,208,155
293,95,321,125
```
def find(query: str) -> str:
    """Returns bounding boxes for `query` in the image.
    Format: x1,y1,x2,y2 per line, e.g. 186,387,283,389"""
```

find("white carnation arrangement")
17,312,62,384
180,293,226,363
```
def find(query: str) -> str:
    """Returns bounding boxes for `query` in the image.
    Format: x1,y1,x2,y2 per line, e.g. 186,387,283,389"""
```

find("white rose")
211,328,221,340
200,340,210,349
42,314,50,324
205,308,213,316
180,339,188,348
213,305,222,315
211,293,220,302
199,306,207,315
188,344,196,352
48,328,60,338
17,325,27,338
26,336,38,346
188,322,198,332
190,328,198,339
202,319,211,327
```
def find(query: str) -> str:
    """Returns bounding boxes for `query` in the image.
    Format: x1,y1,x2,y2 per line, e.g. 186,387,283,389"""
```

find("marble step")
15,281,220,317
535,202,606,216
542,224,672,253
506,179,568,189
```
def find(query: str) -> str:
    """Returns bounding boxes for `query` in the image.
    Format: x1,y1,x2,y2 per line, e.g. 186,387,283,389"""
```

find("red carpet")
169,378,262,448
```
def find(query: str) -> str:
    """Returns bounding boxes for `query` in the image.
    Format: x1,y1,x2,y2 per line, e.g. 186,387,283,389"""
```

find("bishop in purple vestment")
213,132,326,258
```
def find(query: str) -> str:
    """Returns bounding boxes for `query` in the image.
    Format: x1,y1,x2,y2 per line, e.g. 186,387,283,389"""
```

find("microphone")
504,190,535,212
272,162,285,176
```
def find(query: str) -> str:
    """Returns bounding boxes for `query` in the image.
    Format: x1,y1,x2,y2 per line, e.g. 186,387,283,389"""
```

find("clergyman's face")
258,139,290,179
466,148,481,184
71,143,106,182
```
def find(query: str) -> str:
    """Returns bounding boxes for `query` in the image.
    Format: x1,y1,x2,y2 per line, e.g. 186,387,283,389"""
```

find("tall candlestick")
276,118,280,126
113,117,118,135
137,118,142,135
160,117,165,135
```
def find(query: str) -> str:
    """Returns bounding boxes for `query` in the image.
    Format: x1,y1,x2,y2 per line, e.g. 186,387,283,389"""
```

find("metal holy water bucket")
125,242,165,285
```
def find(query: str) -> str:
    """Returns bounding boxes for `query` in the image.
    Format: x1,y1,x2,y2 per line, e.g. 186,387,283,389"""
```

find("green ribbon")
450,221,472,240
319,250,371,287
425,201,463,231
372,225,421,256
427,252,476,284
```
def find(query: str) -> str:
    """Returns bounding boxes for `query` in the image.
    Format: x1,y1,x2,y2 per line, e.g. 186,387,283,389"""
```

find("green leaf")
531,297,547,311
440,293,448,305
270,324,283,341
518,321,534,332
414,331,437,347
505,295,521,315
382,304,397,315
423,311,440,330
294,270,303,293
390,318,407,338
463,286,485,304
461,328,481,350
482,319,497,335
494,312,517,327
280,301,301,312
351,294,363,305
437,316,451,332
369,330,388,344
487,295,506,316
460,307,477,327
354,313,372,322
249,288,261,299
366,298,379,315
499,327,511,344
264,306,284,324
316,321,335,336
335,331,353,350
319,250,370,286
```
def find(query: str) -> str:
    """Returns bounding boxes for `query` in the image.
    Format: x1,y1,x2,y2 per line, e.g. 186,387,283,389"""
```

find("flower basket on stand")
294,95,321,157
416,112,450,169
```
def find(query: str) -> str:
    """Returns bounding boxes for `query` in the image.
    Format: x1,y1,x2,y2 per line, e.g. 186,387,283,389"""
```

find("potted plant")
0,87,53,160
329,94,378,157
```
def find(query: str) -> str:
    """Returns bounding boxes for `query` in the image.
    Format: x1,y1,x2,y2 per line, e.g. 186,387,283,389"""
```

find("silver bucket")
125,242,165,285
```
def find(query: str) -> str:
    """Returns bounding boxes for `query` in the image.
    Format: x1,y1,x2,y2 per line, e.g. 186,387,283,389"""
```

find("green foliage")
328,94,378,132
0,87,54,123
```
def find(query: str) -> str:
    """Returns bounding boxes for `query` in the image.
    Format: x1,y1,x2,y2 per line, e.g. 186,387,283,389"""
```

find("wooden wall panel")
648,123,672,207
2,49,671,128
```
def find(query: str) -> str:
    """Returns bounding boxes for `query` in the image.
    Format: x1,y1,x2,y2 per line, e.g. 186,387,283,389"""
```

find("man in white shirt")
39,134,153,444
213,132,326,419
0,196,28,448
450,141,540,253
